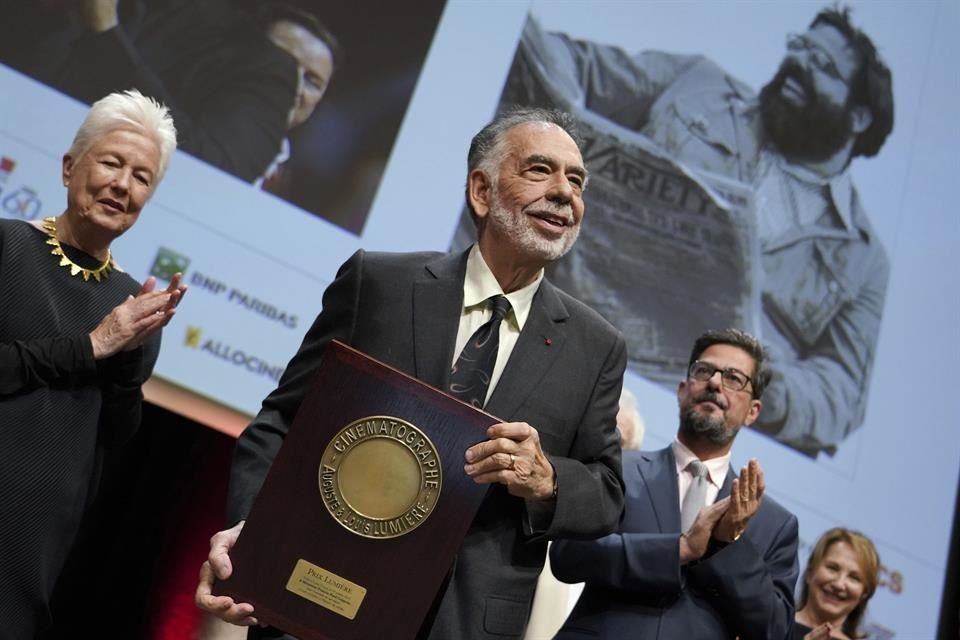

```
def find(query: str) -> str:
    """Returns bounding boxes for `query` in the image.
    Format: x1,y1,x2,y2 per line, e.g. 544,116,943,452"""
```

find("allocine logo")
150,247,191,281
185,326,202,348
185,326,285,383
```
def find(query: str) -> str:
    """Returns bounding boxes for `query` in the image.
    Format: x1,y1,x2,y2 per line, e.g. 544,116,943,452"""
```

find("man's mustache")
524,198,574,222
775,60,816,102
694,392,728,410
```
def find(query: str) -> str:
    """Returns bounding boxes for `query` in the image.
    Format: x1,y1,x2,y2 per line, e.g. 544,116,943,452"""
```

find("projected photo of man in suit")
492,5,894,459
255,3,340,195
0,0,444,235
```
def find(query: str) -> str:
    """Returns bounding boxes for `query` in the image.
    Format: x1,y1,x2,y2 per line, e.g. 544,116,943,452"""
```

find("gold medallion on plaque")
319,415,442,539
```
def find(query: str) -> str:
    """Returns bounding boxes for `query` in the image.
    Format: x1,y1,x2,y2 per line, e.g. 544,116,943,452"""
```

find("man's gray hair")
464,107,582,224
68,89,178,183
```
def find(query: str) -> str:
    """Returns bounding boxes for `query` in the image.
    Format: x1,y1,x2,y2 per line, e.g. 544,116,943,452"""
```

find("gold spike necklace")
42,216,113,282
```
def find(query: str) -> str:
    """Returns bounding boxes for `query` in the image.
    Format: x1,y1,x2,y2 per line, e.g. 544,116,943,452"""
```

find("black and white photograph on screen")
447,4,958,636
454,4,893,460
0,0,446,235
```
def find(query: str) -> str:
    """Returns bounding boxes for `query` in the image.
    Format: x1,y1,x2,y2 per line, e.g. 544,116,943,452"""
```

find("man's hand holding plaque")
195,521,257,626
195,418,558,632
464,422,556,500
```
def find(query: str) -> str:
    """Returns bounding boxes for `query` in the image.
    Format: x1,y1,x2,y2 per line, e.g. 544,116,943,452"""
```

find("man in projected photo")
550,328,799,639
195,107,628,640
0,0,299,183
257,3,339,194
512,6,893,458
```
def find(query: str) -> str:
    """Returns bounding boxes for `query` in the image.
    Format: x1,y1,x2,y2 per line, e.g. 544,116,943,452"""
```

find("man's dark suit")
551,447,799,640
227,248,627,639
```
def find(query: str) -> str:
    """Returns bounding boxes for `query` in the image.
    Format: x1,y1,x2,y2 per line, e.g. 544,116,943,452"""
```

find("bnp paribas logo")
150,247,190,282
185,325,203,348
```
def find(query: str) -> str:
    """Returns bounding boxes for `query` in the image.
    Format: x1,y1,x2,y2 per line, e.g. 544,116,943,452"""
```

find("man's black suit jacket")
228,248,627,639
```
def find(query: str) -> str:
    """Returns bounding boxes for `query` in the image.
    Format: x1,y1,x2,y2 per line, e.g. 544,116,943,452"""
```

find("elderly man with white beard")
196,107,628,640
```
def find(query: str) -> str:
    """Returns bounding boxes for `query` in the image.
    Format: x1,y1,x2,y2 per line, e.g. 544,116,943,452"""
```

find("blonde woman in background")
792,527,881,640
0,89,184,636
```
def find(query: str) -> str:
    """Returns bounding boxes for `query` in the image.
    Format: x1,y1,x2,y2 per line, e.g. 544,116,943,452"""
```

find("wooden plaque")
217,340,497,640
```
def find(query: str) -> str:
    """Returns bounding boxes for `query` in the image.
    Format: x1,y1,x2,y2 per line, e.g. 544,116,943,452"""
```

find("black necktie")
449,295,512,408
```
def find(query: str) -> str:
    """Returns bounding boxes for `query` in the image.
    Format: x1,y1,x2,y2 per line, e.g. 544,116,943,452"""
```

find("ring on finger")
509,453,516,469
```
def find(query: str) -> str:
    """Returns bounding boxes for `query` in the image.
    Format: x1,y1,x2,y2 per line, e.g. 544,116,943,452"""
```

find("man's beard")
487,194,580,263
679,397,737,446
759,60,854,163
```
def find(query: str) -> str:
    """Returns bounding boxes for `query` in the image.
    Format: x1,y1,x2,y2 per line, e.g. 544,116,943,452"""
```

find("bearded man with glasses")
511,6,894,458
550,328,799,640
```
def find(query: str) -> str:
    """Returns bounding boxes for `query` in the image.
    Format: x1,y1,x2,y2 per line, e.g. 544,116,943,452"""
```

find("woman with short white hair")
0,89,185,635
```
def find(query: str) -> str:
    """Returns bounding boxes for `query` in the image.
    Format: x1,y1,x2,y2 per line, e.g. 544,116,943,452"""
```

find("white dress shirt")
672,437,730,510
453,244,543,406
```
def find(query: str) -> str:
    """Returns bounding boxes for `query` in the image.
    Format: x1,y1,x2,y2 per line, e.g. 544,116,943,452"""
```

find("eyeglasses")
687,360,752,392
786,33,848,85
